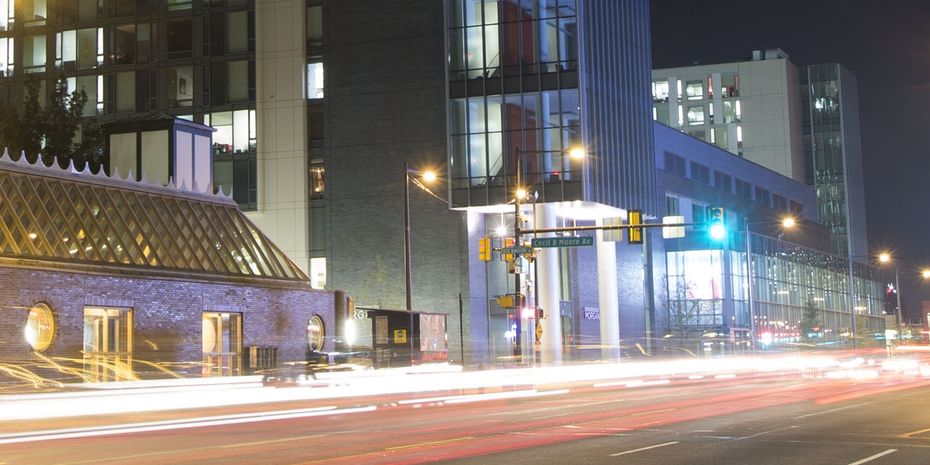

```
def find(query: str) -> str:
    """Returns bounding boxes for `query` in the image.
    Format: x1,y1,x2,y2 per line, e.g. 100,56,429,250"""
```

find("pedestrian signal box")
628,209,643,244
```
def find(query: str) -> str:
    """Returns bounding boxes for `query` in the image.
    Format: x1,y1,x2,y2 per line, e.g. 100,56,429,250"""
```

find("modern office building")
654,123,885,352
651,50,868,260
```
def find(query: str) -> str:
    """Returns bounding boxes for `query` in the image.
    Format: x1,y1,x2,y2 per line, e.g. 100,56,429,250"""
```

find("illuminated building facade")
655,123,885,352
652,50,868,260
0,153,337,381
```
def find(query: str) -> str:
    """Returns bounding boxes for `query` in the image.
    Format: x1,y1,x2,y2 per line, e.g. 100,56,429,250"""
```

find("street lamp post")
878,252,904,342
402,162,436,364
404,161,413,311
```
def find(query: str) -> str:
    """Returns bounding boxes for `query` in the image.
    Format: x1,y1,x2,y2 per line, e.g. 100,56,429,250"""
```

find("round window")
307,315,325,352
24,303,55,352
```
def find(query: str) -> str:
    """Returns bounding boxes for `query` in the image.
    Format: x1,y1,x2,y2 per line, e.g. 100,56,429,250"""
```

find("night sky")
651,0,930,318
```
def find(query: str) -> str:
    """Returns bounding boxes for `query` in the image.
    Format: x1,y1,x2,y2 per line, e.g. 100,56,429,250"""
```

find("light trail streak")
0,405,380,445
2,352,927,423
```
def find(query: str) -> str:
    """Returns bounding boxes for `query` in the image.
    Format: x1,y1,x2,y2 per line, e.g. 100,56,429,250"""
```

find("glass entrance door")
202,312,242,376
82,307,133,382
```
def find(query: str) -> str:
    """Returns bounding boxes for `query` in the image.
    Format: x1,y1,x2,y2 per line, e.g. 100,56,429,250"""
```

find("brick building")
0,151,338,382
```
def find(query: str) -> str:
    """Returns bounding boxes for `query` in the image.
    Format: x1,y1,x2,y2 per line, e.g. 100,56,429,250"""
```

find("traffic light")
708,207,726,241
627,209,643,244
478,236,491,261
497,293,525,309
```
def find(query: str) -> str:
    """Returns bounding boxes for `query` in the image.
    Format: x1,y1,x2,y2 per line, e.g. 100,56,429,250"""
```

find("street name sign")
501,245,535,255
531,236,594,248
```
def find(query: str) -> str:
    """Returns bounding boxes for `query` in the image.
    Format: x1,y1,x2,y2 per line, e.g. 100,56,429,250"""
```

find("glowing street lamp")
876,251,902,341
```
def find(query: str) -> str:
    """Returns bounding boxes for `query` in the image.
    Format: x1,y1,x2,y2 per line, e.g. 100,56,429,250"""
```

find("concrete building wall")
251,0,311,274
0,267,337,366
737,58,805,182
837,66,869,259
652,54,806,184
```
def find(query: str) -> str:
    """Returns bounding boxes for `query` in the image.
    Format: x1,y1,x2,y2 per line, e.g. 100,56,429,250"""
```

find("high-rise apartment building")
651,50,868,259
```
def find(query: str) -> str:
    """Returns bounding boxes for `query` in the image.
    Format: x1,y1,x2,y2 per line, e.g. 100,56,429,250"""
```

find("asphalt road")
2,368,929,464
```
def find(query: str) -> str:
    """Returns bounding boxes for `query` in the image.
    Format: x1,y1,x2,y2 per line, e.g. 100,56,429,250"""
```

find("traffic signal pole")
513,148,523,360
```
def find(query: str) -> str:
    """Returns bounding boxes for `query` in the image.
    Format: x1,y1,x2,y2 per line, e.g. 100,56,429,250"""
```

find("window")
755,187,771,206
691,203,707,224
22,0,47,25
773,194,788,211
307,61,323,99
227,60,249,102
310,257,326,290
114,71,134,112
206,109,256,156
307,6,323,46
687,105,704,125
168,0,193,11
227,11,248,53
207,110,257,209
663,151,686,177
310,162,325,198
685,80,703,100
25,303,55,351
23,35,46,73
0,37,12,76
790,200,803,215
714,170,732,193
722,73,739,97
111,24,135,65
652,80,669,102
690,161,710,184
308,315,325,351
76,74,102,115
723,100,740,123
666,194,680,216
735,179,752,200
167,66,193,107
0,0,11,31
166,18,193,59
308,103,323,141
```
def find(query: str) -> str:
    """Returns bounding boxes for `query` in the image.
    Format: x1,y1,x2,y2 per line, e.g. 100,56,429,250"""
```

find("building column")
596,218,620,359
534,203,562,363
251,0,311,274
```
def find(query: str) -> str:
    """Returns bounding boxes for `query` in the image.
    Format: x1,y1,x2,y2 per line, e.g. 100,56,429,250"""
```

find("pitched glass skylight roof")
0,155,308,283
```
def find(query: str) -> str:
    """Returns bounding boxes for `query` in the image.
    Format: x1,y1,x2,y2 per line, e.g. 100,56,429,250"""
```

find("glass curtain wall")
666,234,885,351
750,234,883,346
802,65,849,255
447,0,581,207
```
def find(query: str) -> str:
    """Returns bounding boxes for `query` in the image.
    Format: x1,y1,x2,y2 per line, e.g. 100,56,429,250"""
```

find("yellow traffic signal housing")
497,294,525,309
628,209,643,244
478,236,491,261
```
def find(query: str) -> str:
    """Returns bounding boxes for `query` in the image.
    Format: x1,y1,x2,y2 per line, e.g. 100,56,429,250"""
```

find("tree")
800,296,820,344
0,75,103,170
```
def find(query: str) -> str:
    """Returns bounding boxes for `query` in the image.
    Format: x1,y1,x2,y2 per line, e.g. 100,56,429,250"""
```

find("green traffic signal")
708,207,726,241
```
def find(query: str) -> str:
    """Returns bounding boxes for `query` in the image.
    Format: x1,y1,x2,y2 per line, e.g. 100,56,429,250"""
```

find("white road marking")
848,449,897,465
793,402,873,420
609,441,679,457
